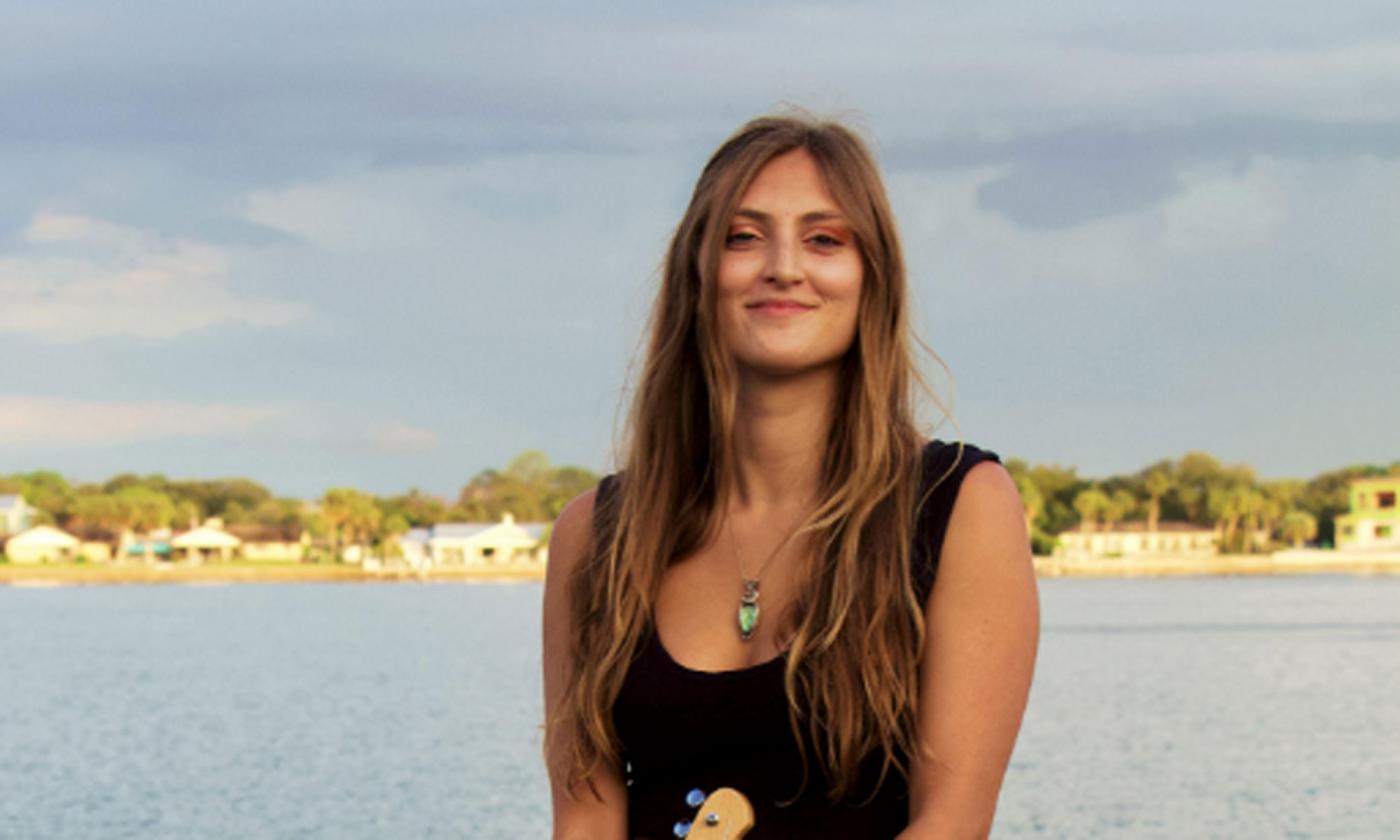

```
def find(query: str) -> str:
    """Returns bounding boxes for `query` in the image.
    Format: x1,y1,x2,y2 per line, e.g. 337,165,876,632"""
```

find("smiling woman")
542,114,1039,840
717,149,863,381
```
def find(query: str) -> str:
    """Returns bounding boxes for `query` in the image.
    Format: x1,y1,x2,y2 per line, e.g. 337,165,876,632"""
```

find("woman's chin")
734,353,844,383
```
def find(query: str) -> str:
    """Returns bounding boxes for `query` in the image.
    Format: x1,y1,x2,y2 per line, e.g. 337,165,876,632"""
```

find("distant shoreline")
0,562,547,587
4,550,1400,586
1036,549,1400,578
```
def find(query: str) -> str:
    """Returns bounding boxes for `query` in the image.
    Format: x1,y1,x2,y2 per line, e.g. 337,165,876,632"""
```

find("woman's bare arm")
900,461,1040,839
542,488,629,840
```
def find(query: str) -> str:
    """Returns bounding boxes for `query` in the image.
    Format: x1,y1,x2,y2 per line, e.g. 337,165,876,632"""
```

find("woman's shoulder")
912,438,1014,600
549,473,622,573
552,485,598,543
918,437,1002,482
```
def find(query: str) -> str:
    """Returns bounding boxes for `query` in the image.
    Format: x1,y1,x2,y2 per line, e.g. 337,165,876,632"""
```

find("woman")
543,114,1038,839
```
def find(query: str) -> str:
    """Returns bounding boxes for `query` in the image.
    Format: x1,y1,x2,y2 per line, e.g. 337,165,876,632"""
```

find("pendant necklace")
727,508,807,642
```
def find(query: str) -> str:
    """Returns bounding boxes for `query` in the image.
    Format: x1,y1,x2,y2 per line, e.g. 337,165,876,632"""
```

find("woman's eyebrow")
732,207,849,224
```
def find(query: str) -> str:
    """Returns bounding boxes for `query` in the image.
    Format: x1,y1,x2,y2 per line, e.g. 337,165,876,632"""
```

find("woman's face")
715,149,863,380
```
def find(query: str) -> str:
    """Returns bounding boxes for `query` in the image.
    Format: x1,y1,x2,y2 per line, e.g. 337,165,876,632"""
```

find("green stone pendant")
738,579,760,640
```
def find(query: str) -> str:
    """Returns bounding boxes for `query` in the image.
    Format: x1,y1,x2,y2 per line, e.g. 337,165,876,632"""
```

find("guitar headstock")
672,787,754,839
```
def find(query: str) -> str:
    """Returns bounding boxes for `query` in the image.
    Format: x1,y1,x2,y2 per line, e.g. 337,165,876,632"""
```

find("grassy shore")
0,561,546,586
1035,549,1400,578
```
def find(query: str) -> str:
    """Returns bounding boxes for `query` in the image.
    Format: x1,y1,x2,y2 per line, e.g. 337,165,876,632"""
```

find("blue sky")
2,2,1398,497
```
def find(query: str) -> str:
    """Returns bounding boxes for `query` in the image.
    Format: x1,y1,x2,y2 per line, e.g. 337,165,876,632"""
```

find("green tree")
380,489,448,527
1280,510,1318,548
1238,488,1269,553
7,471,73,522
1011,472,1044,536
114,486,176,562
1073,487,1110,533
321,488,382,562
379,513,411,560
545,466,600,518
1025,463,1083,534
168,478,273,521
455,451,599,523
176,499,202,530
1104,489,1137,532
67,492,124,533
1143,467,1172,533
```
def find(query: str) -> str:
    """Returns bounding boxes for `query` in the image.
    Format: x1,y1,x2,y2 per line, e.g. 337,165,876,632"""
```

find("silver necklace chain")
726,505,809,641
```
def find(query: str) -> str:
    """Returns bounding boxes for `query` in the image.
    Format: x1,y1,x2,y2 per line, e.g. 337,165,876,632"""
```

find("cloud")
361,423,439,455
0,395,441,459
896,153,1400,296
5,4,1396,166
890,151,1400,474
0,396,288,446
0,212,309,342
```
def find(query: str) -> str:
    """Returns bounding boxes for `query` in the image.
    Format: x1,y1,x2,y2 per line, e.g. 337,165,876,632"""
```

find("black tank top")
603,440,1001,840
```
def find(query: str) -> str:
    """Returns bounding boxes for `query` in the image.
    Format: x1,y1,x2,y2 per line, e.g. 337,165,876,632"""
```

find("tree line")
0,451,597,562
1006,451,1400,554
4,449,1396,560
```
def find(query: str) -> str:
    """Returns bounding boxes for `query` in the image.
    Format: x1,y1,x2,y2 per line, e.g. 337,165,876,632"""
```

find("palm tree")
321,488,382,563
1073,488,1110,533
1280,511,1318,548
1104,489,1137,532
378,513,410,563
115,486,175,563
1262,481,1302,545
177,500,201,531
1207,485,1238,553
1013,474,1044,536
1145,468,1172,533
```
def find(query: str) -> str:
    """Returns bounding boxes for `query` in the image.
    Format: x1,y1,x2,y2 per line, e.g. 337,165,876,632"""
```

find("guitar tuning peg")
672,819,692,837
685,788,706,808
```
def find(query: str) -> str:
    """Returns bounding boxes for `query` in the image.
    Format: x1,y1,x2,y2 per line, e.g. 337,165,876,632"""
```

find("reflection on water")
1,577,1397,838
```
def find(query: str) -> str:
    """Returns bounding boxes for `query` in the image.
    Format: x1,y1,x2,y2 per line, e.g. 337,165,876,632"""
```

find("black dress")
603,440,1002,840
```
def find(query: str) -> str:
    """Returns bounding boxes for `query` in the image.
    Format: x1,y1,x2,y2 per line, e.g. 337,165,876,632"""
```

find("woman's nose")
765,238,802,286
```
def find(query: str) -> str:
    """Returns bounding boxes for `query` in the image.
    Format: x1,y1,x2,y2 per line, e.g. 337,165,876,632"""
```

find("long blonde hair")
554,114,934,801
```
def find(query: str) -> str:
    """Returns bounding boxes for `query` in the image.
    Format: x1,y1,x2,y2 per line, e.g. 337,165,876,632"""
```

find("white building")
0,494,38,536
2,525,81,563
1055,521,1219,559
399,513,549,568
170,525,243,563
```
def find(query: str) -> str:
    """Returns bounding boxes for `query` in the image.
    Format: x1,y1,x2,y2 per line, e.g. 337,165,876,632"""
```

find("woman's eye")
726,231,759,246
809,233,845,247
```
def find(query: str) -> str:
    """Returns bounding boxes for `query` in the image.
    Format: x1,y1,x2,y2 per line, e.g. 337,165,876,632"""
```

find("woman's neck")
729,367,838,511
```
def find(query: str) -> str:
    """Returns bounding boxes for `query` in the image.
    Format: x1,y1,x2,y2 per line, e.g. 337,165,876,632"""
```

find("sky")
2,2,1398,498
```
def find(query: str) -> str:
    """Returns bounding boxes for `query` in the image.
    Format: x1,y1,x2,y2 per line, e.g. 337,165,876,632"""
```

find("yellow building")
1335,476,1400,550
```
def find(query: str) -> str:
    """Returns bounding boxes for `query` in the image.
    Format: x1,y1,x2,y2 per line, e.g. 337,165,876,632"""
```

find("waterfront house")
170,524,242,563
69,526,118,563
1335,476,1400,550
2,525,81,563
1054,521,1220,559
226,523,310,562
0,494,38,536
399,513,549,568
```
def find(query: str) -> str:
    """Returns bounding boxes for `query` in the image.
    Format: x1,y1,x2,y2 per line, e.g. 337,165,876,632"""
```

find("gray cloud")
2,1,1398,492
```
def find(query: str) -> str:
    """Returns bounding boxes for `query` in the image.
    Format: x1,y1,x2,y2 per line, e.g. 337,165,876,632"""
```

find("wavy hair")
552,113,943,801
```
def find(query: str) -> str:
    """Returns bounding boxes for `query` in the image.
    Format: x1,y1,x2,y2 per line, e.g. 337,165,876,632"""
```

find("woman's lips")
746,300,816,315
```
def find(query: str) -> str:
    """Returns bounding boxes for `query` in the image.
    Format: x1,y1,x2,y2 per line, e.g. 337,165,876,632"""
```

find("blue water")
2,577,1397,838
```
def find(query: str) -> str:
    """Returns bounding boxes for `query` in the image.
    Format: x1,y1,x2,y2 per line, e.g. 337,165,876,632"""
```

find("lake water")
2,576,1397,838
